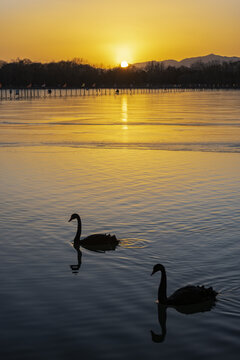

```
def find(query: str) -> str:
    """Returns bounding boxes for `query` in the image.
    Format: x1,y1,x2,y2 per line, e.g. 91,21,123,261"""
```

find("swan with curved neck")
151,264,218,306
68,213,119,249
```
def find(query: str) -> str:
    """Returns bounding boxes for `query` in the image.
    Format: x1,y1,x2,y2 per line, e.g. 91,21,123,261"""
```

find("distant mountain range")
132,54,240,69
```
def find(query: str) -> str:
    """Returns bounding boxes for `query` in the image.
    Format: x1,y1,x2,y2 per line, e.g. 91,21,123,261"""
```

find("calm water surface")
0,91,240,359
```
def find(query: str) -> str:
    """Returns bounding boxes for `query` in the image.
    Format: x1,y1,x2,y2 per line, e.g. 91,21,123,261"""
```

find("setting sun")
121,61,129,68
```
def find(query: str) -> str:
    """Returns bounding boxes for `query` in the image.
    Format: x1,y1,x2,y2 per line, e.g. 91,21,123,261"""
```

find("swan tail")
199,286,218,299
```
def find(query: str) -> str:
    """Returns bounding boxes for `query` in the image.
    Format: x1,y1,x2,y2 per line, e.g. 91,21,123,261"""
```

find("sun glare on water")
121,61,128,68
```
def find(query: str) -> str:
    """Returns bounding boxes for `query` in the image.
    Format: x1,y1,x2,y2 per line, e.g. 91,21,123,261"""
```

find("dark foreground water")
0,92,240,359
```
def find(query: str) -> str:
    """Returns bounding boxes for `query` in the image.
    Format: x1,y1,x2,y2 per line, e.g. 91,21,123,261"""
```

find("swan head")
68,213,80,222
151,264,165,276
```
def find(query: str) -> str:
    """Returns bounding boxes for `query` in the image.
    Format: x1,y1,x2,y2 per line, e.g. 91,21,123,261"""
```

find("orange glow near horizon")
0,0,240,66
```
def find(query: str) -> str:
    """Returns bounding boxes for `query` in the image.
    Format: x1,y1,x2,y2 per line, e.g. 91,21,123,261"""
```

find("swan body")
151,264,217,306
68,213,119,250
79,233,118,246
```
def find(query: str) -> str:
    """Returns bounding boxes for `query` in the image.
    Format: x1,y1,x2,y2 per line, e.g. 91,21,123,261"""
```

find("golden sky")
1,0,240,66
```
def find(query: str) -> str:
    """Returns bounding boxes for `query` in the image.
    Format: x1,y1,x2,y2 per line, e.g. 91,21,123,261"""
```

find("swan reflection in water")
151,300,216,343
70,241,83,274
151,263,218,343
69,213,119,273
70,235,119,274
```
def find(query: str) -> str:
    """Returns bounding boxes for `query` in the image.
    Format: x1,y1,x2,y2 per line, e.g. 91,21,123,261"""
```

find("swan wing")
168,285,217,306
82,233,118,243
80,234,119,251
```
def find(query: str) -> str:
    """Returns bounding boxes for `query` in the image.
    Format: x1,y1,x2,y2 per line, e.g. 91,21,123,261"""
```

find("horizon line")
1,53,240,69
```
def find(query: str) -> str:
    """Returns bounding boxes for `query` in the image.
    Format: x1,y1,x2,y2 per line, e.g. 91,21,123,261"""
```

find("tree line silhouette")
0,58,240,88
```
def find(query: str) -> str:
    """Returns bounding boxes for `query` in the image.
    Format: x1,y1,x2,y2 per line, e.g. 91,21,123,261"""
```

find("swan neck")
74,216,82,243
158,268,167,304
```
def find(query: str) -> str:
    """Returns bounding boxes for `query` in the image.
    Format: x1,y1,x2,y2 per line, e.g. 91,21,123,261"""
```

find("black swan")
151,264,218,306
68,213,119,251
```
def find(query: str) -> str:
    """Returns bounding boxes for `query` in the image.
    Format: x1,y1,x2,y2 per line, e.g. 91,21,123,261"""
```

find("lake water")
0,91,240,360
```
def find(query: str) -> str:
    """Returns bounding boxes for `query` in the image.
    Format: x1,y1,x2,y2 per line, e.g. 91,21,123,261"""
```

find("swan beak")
151,268,157,276
68,217,72,222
